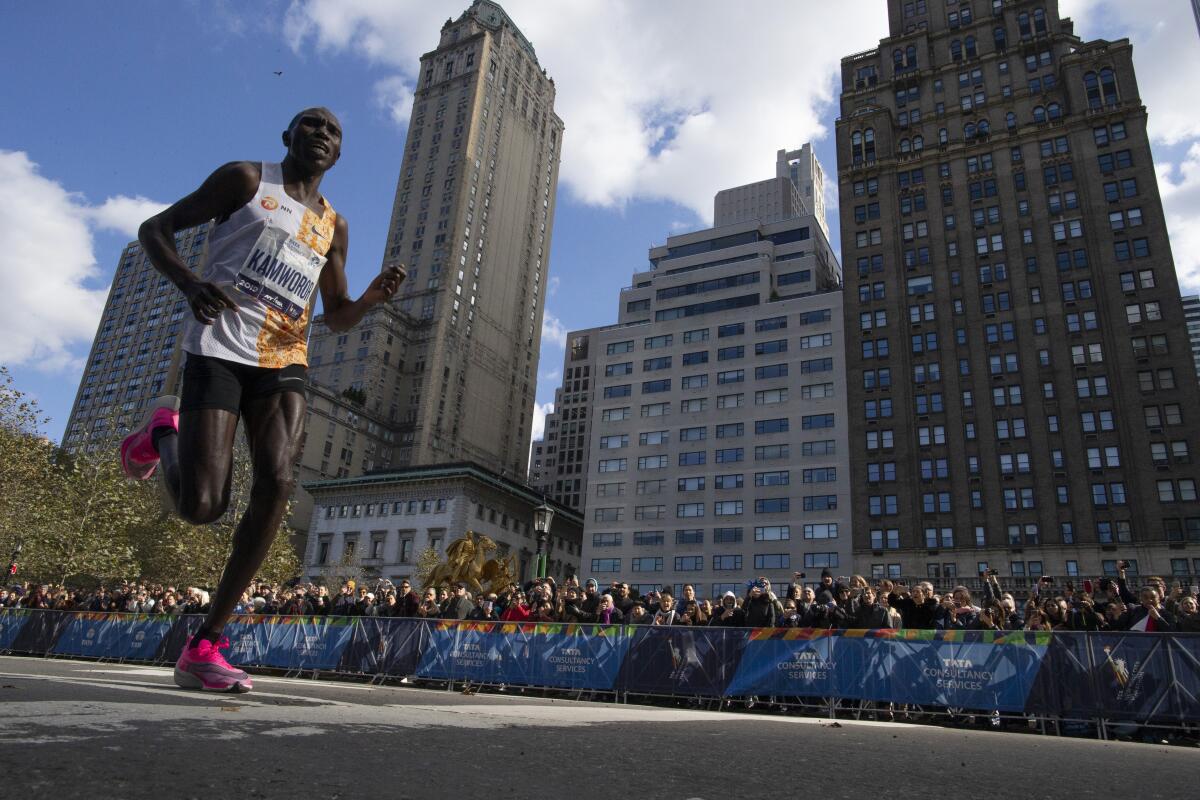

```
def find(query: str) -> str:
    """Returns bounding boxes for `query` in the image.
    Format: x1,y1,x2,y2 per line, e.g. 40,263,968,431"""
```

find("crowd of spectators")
3,563,1197,632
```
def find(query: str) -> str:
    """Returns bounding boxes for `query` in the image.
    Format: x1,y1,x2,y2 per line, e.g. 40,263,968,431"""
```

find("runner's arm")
318,215,406,332
139,161,260,323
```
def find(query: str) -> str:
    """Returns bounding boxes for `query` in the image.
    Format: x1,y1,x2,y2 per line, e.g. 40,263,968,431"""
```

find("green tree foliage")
415,545,441,586
0,365,55,565
39,450,141,585
1,366,299,587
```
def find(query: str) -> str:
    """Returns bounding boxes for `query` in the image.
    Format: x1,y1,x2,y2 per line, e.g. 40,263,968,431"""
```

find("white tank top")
181,162,336,369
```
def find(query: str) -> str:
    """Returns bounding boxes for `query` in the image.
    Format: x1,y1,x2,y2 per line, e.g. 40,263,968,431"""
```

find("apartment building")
837,0,1200,584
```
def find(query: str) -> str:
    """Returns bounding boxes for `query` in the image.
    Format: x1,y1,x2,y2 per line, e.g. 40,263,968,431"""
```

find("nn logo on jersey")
261,196,280,211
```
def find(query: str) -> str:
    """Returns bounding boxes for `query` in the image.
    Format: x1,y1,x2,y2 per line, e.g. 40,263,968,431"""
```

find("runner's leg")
158,408,238,525
193,389,305,641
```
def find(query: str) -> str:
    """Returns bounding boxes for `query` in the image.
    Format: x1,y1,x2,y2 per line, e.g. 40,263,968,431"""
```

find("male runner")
120,107,404,692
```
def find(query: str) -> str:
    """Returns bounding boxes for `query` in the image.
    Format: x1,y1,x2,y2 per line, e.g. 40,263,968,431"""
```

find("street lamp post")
532,501,555,580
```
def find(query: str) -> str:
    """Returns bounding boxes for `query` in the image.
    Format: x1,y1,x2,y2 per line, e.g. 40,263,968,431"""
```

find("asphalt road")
0,655,1195,800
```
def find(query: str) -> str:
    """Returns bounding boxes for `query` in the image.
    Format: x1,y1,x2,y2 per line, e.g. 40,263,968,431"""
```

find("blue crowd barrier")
2,608,1198,723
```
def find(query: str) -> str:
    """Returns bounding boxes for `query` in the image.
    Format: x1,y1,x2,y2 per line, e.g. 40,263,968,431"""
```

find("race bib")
234,225,326,320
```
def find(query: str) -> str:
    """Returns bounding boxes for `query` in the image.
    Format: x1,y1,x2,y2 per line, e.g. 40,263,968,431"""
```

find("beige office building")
304,0,563,472
569,178,849,597
296,1,564,532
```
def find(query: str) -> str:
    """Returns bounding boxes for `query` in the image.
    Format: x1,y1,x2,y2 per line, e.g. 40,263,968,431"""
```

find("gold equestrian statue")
422,530,519,595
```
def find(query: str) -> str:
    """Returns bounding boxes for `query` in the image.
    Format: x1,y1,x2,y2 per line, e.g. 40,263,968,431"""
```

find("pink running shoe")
119,396,179,480
174,636,253,693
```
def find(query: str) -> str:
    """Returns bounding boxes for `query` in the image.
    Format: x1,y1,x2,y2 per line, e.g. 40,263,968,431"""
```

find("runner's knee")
179,490,230,525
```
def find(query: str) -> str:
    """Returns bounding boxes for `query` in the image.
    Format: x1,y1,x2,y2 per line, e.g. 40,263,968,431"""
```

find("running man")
120,107,404,692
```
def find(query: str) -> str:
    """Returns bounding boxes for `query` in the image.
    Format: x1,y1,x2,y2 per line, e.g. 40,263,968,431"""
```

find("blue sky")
3,1,1199,447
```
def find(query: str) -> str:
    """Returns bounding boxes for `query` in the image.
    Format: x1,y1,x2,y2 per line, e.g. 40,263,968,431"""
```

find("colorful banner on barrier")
52,612,175,660
223,615,356,671
5,607,76,655
618,626,747,696
417,621,633,690
3,609,1198,721
0,608,30,650
725,629,1049,711
335,616,428,676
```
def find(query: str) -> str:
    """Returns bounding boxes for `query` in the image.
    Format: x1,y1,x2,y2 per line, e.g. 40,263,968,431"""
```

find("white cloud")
1157,143,1200,293
1059,0,1200,294
528,398,555,471
373,75,416,128
530,400,554,443
86,195,167,238
281,0,889,223
540,310,567,349
0,150,164,372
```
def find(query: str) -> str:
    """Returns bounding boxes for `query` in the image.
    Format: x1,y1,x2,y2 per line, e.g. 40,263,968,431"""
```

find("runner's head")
282,107,342,173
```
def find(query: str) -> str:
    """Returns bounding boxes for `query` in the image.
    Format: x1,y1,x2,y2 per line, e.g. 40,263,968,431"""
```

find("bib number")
233,225,325,320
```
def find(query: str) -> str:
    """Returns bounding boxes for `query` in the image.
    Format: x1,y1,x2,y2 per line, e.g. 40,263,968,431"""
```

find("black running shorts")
180,353,307,415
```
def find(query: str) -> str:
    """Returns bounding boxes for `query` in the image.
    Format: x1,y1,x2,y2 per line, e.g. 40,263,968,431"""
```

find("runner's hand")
184,280,238,324
364,263,406,305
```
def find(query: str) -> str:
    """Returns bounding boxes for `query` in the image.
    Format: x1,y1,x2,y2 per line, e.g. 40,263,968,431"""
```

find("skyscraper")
526,326,602,511
62,224,212,454
572,169,848,597
305,0,563,484
778,143,829,238
1181,294,1200,380
838,0,1200,583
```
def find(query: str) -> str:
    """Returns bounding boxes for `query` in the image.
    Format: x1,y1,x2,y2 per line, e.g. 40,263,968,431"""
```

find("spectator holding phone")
1114,561,1139,606
416,588,441,619
467,593,499,622
501,591,531,621
530,600,557,623
824,583,855,629
975,602,1008,631
938,586,980,630
743,578,781,628
709,591,747,627
888,581,940,629
596,593,624,625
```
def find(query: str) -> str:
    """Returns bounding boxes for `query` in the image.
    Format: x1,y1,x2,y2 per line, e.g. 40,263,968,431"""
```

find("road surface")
0,655,1194,799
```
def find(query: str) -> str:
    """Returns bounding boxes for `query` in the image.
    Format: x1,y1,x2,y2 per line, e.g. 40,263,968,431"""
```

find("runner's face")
286,109,342,171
